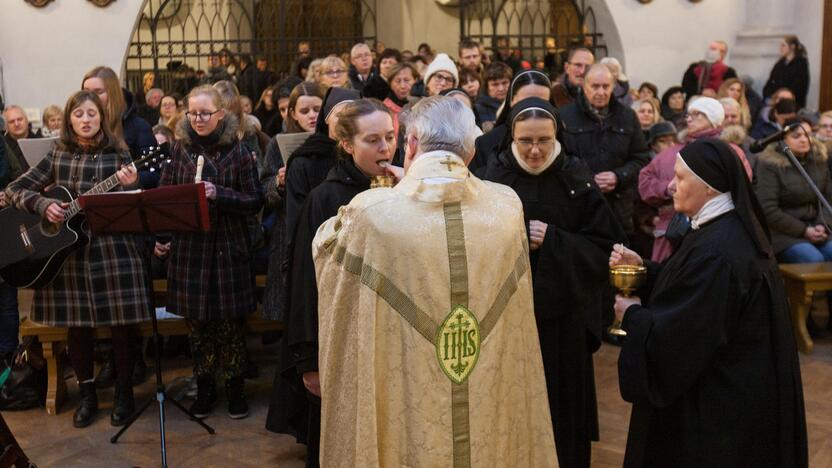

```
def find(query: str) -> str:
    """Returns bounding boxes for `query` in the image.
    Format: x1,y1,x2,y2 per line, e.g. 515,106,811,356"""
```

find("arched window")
460,0,606,75
126,0,377,94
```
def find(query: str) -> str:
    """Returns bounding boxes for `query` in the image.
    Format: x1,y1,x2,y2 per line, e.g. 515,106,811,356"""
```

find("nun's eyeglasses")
516,138,554,150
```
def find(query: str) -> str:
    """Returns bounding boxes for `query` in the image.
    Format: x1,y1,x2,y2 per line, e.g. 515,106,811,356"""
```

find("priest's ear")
403,133,419,172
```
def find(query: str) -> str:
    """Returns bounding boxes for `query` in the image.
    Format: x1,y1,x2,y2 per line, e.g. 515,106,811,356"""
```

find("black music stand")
79,183,214,468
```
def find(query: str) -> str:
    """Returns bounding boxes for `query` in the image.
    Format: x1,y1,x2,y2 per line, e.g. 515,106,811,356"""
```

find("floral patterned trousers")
188,319,246,380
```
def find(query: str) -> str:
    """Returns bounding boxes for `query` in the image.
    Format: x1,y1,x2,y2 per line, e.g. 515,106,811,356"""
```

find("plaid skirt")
30,233,152,327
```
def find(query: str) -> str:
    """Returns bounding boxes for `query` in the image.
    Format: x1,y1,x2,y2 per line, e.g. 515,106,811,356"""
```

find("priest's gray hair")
407,96,478,158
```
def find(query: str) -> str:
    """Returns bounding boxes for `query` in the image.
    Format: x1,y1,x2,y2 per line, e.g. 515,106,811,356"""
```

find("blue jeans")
778,240,832,263
0,282,19,354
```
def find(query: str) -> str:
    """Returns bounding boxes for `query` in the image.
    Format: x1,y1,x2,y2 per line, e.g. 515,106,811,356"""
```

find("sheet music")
18,137,59,168
276,132,313,165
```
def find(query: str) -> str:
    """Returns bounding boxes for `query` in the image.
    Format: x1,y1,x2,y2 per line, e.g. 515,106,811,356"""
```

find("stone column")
730,0,795,97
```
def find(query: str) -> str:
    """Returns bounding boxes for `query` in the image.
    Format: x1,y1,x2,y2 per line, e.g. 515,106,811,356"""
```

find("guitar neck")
65,162,135,219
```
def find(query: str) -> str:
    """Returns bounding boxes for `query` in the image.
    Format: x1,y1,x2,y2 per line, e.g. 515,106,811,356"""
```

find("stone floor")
4,292,832,467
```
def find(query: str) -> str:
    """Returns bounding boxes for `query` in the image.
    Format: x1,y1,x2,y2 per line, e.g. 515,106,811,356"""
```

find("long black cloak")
483,149,626,468
619,211,807,468
266,160,370,467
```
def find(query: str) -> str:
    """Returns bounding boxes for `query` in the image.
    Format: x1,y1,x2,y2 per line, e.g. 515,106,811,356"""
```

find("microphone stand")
779,141,832,220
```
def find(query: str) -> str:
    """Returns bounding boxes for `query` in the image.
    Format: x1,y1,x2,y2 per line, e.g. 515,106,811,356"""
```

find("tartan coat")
5,145,152,327
160,116,264,320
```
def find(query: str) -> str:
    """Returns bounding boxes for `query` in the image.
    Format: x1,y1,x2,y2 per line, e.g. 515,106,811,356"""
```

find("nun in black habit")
469,69,553,176
611,138,807,468
283,87,361,242
482,98,626,468
265,98,393,467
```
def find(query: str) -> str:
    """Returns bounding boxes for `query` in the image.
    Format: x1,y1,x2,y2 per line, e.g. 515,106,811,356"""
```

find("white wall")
0,0,145,112
599,0,747,97
377,1,461,56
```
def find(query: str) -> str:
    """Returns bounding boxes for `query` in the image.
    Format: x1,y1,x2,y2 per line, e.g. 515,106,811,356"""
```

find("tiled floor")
4,292,832,467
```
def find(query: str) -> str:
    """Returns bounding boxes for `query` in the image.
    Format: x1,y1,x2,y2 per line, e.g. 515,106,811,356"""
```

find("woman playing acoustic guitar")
4,90,152,428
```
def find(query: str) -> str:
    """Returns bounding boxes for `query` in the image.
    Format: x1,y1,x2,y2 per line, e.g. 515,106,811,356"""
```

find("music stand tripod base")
79,183,214,468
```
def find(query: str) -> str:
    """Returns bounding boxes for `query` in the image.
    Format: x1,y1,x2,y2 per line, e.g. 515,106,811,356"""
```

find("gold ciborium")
370,175,395,189
608,264,647,337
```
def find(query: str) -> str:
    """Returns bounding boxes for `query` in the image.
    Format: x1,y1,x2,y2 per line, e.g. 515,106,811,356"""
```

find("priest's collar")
406,151,469,182
397,150,478,203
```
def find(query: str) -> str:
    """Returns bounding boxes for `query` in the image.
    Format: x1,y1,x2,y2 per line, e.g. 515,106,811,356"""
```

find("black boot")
225,377,249,419
95,350,115,389
111,381,135,426
189,376,217,419
132,357,147,386
73,382,98,428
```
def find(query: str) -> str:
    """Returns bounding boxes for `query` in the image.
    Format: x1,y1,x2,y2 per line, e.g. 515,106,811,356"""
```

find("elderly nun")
610,138,807,468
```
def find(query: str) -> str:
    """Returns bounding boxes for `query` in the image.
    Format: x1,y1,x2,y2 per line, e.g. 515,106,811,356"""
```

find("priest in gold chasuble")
313,97,558,467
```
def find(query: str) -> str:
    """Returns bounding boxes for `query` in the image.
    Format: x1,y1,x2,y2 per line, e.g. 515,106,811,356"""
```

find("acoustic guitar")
0,147,169,288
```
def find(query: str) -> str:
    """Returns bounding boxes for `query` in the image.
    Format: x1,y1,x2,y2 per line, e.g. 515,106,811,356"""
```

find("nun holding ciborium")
607,138,808,468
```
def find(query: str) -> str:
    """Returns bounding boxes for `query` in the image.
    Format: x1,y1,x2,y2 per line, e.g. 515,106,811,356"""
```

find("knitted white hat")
423,53,459,87
688,96,725,127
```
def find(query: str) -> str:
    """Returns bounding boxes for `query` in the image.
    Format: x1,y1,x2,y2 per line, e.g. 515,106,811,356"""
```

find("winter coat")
260,134,288,321
159,115,264,320
754,143,832,255
284,133,337,246
5,145,151,327
121,88,158,188
551,75,580,108
558,93,651,234
475,94,502,125
681,60,737,97
763,56,810,109
348,66,377,93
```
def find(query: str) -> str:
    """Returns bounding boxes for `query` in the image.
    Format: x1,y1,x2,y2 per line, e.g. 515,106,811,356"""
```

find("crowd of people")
0,33,819,467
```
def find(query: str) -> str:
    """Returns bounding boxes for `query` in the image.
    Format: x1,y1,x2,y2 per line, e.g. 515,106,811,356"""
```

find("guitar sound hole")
40,219,60,237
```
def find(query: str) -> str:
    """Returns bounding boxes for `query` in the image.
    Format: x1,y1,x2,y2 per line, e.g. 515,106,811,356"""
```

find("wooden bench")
19,276,282,415
778,262,832,355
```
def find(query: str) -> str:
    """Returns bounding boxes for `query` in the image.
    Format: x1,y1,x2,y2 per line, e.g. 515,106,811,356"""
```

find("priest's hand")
302,371,321,397
202,181,217,200
384,164,404,182
529,220,548,250
609,243,643,267
614,294,641,323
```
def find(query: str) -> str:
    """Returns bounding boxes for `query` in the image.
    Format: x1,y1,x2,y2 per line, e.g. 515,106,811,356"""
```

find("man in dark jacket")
681,40,737,99
559,64,650,236
348,43,376,93
2,105,42,172
551,47,594,107
252,55,277,102
236,54,257,100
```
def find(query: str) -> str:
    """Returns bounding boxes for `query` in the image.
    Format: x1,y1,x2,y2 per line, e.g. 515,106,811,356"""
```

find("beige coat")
313,151,558,467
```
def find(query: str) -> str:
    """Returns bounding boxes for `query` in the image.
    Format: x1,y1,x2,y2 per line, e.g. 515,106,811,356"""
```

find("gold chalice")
608,264,647,337
370,175,396,189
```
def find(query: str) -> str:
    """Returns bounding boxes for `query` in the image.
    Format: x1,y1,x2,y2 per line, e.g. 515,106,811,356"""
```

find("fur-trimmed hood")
176,112,240,149
758,139,828,168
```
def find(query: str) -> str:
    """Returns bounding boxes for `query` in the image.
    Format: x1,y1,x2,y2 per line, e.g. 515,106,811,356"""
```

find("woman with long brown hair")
259,81,324,324
5,90,152,428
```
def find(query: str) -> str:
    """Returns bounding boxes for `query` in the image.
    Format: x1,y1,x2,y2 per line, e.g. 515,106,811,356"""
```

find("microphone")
194,155,204,183
749,122,802,153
